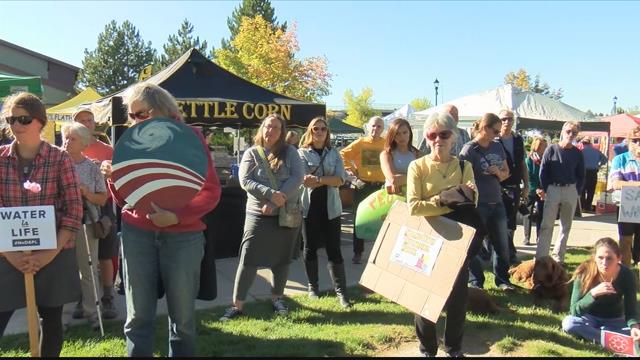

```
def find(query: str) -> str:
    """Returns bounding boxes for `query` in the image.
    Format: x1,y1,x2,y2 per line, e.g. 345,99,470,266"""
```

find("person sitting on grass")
562,237,640,348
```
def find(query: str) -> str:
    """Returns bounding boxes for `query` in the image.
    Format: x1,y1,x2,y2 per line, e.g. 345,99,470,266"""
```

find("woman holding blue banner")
407,111,485,357
103,83,222,356
298,117,350,308
0,92,83,356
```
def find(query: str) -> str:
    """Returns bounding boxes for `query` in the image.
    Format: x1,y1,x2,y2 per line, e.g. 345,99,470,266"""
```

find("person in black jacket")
497,109,528,266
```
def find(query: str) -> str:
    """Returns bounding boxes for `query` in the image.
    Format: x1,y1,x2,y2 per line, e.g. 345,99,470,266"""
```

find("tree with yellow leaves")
214,15,331,103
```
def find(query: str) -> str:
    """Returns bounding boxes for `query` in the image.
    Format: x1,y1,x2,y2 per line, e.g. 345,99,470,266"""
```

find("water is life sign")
618,186,640,224
0,205,57,252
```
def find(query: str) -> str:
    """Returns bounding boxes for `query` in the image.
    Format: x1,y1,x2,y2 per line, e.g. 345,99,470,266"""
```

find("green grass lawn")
0,248,633,357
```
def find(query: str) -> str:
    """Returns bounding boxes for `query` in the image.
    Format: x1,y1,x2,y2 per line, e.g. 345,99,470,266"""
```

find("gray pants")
536,184,578,263
75,224,101,317
232,262,291,302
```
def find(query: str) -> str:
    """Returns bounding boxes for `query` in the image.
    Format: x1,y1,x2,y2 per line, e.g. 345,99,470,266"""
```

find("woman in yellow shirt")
406,111,486,357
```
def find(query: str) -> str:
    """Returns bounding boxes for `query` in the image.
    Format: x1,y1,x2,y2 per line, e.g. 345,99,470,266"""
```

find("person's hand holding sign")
23,250,58,274
146,202,179,228
3,252,34,273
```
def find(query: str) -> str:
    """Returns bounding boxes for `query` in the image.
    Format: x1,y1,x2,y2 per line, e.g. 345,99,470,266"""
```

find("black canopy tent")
98,48,326,129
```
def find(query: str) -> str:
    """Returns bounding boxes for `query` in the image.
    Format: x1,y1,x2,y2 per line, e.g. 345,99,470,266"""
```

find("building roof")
0,39,80,71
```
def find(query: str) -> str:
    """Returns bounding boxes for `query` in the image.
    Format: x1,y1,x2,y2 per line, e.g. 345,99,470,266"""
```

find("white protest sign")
0,205,57,252
618,187,640,224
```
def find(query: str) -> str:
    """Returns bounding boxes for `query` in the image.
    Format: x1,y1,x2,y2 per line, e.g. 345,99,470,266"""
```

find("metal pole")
82,221,104,336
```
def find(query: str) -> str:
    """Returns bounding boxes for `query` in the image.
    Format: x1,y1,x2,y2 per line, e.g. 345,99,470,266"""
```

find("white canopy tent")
409,84,607,146
383,104,415,127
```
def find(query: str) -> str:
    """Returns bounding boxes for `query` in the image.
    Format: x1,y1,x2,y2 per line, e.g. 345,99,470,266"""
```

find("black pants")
413,208,486,356
352,182,382,255
582,169,598,211
303,216,343,265
501,187,520,263
523,194,545,242
0,305,64,357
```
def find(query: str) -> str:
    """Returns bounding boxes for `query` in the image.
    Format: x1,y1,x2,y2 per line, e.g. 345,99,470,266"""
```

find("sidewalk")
3,210,618,343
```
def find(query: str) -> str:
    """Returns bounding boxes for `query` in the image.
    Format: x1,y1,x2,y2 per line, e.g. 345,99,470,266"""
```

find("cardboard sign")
0,205,57,252
360,201,475,323
601,330,639,356
112,117,208,215
618,186,640,224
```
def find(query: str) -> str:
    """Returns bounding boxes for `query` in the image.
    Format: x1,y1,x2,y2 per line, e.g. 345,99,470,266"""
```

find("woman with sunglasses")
298,117,351,308
407,111,485,357
380,118,421,196
459,113,514,291
0,92,83,356
102,83,221,356
220,114,304,321
608,125,640,266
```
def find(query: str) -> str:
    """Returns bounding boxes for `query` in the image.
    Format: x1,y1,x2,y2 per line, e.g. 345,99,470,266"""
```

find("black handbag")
438,160,475,209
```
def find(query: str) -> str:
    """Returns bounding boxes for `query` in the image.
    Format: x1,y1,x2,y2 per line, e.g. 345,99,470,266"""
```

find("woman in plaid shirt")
0,92,83,356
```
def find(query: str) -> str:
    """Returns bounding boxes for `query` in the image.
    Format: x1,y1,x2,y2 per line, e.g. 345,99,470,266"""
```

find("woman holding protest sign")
0,92,83,356
608,125,640,267
62,122,108,331
298,117,350,308
220,114,304,321
101,83,221,356
406,111,485,357
562,237,640,351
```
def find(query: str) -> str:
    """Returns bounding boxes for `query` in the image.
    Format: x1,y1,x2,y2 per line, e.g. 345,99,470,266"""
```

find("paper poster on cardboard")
0,205,57,252
390,225,444,276
618,187,640,224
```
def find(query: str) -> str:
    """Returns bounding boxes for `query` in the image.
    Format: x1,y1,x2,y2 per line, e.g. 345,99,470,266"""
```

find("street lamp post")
613,96,618,115
434,79,440,106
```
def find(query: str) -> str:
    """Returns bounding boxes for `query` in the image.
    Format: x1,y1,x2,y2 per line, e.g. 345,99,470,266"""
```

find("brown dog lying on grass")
508,256,569,312
467,287,501,314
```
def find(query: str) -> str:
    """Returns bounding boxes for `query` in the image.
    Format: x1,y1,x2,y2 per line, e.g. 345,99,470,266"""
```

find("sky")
1,1,638,115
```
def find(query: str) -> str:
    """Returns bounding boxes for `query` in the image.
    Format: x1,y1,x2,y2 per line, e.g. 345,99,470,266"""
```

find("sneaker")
272,298,289,316
352,253,362,264
88,314,101,332
101,295,118,320
308,286,319,300
72,302,84,319
219,306,243,322
498,283,515,291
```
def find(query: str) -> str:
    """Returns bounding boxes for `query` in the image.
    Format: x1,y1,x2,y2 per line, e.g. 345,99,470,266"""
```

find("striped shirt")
609,152,640,204
0,141,82,233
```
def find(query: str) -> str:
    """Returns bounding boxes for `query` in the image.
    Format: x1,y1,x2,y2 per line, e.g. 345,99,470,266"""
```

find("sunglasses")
312,126,327,133
128,109,152,121
4,115,35,125
426,130,453,141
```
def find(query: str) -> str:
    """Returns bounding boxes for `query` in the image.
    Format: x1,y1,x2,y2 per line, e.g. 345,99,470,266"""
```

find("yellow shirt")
339,136,386,182
407,156,477,217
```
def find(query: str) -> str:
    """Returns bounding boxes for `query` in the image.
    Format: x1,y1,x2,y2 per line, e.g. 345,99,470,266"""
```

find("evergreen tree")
77,20,155,95
157,19,209,68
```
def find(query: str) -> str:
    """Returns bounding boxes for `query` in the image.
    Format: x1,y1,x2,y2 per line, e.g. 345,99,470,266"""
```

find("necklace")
432,159,454,179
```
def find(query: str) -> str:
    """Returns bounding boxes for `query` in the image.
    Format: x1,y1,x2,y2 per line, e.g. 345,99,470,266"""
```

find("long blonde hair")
300,117,331,149
571,237,621,296
253,114,288,171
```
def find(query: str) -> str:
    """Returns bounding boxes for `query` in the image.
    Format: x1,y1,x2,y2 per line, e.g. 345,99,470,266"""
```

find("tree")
215,16,331,102
218,0,286,52
157,19,209,68
410,97,432,112
504,68,563,100
77,20,155,95
627,106,640,116
343,87,380,129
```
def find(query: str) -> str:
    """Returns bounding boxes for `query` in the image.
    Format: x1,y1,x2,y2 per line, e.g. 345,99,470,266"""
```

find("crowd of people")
0,90,639,356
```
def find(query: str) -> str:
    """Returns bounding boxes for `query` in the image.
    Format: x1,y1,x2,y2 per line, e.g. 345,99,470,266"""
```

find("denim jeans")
562,314,629,345
469,202,512,288
121,222,205,357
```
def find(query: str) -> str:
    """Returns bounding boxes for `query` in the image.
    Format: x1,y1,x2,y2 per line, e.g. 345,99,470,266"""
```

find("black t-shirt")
309,147,328,219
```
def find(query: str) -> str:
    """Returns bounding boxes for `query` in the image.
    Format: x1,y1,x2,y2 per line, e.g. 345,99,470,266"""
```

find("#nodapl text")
12,238,40,247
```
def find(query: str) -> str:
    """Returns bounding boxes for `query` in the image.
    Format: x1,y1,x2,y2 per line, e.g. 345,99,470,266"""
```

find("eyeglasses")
4,115,35,125
128,109,152,121
630,138,640,144
426,130,453,141
312,126,327,133
565,129,578,136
